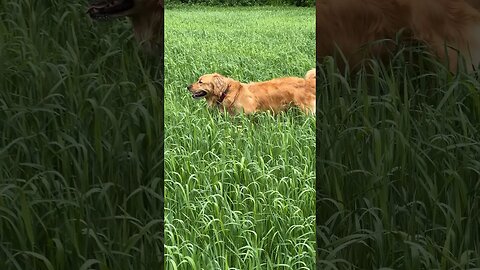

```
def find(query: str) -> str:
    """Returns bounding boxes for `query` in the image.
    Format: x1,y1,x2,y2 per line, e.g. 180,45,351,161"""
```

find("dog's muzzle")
187,85,207,99
87,0,135,20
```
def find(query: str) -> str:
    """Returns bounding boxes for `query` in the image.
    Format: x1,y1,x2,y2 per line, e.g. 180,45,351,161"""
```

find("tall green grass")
167,0,314,7
317,45,480,268
0,0,163,269
164,6,315,269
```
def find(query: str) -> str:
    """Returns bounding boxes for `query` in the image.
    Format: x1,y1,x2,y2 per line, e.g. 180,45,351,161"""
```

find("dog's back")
305,68,316,80
316,0,480,72
467,0,480,10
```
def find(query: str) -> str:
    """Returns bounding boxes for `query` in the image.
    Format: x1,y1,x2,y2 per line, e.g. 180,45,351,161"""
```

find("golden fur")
316,0,480,72
187,69,316,115
467,0,480,10
88,0,164,55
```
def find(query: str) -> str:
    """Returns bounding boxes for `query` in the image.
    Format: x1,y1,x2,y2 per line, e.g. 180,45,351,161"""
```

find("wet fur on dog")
87,0,164,55
187,69,316,115
316,0,480,72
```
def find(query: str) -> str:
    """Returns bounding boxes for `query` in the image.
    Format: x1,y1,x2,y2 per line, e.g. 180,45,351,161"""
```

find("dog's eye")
198,80,203,83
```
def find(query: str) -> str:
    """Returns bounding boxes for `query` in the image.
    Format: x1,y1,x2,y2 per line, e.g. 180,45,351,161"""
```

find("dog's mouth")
87,0,135,21
192,90,208,99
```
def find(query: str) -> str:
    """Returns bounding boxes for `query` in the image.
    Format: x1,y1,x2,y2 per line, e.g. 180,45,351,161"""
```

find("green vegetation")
317,46,480,268
164,6,315,269
0,0,163,269
167,0,314,7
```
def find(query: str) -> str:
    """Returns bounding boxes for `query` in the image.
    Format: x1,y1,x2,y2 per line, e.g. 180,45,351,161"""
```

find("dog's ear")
213,74,228,94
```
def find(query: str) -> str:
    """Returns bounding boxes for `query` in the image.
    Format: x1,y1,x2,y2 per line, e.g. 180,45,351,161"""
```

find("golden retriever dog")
87,0,164,55
187,69,316,115
316,0,480,72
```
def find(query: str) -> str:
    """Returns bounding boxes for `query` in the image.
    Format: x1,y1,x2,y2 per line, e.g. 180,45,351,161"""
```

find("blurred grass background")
0,0,163,269
317,45,480,268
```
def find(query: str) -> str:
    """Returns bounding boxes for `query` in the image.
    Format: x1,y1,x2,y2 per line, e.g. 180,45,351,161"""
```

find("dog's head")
87,0,163,21
187,73,234,100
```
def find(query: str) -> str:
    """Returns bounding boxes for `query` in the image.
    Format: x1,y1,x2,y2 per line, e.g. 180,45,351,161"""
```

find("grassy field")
0,0,163,269
164,6,315,269
166,0,315,6
317,47,480,268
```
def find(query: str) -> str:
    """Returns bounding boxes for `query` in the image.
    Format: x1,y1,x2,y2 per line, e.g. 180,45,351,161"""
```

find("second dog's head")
187,73,240,101
87,0,163,21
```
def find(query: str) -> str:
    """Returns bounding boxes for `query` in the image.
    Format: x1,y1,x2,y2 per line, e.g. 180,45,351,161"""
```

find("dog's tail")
305,68,316,80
